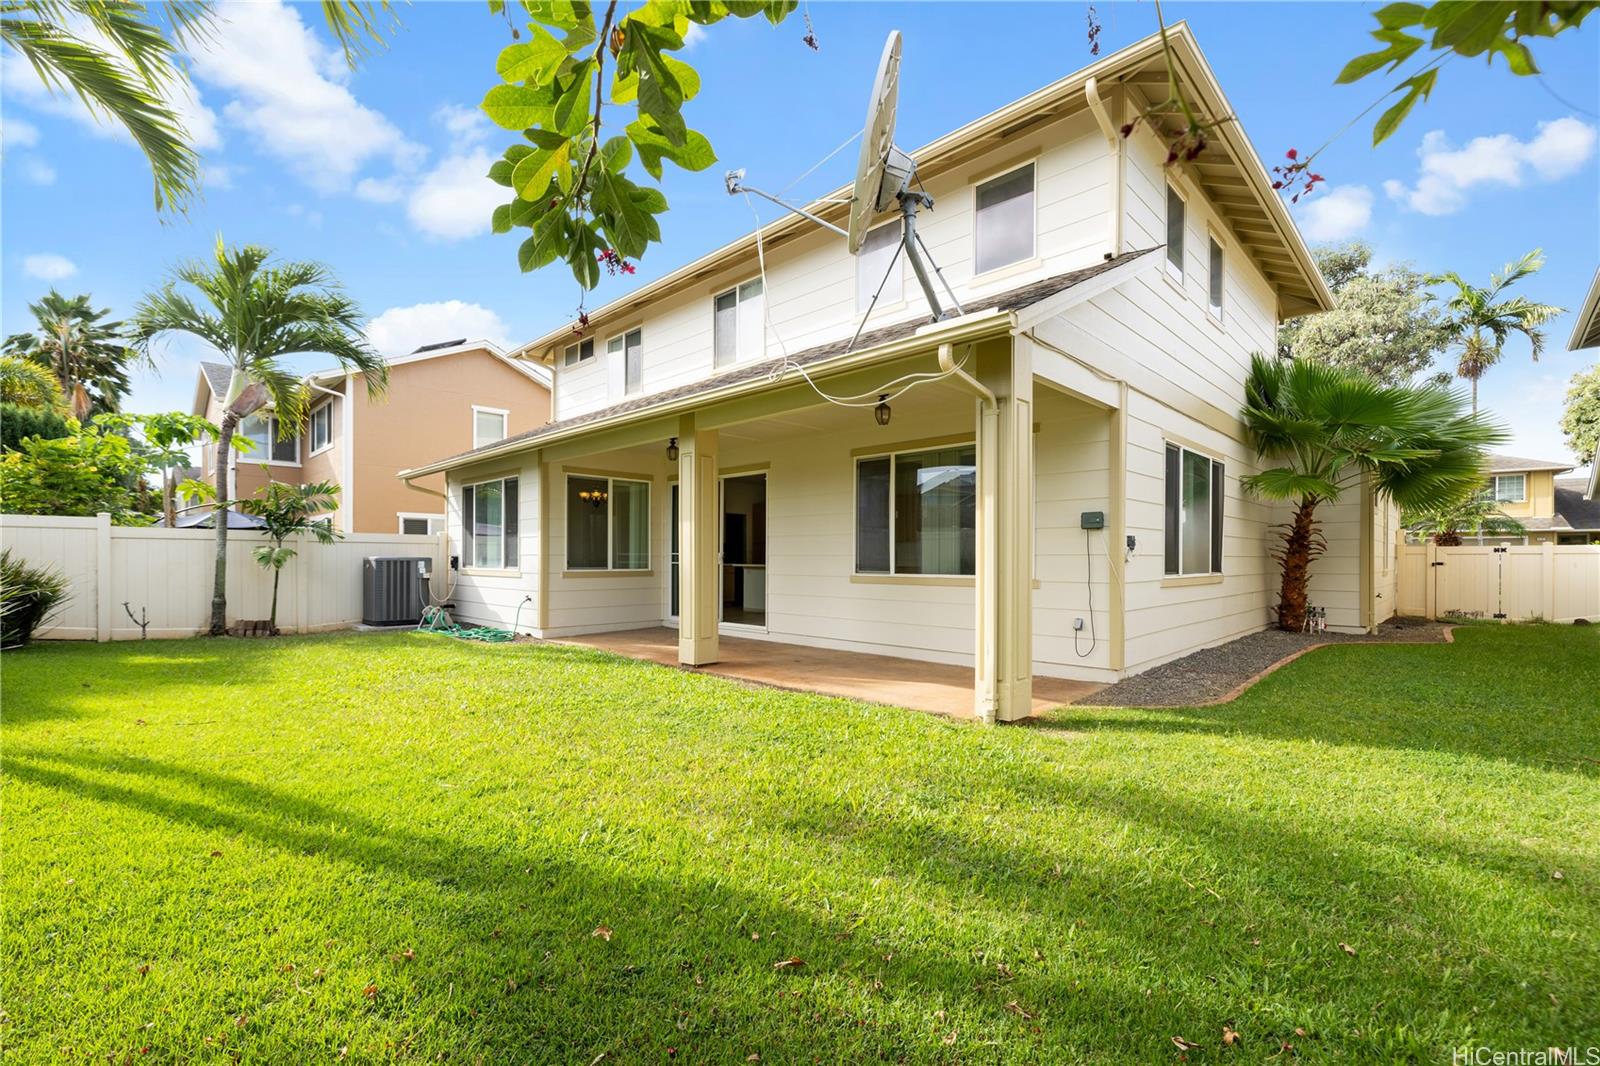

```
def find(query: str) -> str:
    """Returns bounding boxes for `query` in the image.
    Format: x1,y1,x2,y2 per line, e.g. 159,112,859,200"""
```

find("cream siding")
445,455,541,631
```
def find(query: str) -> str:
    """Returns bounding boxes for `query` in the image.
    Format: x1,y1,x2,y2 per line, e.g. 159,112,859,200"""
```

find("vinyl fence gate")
1396,541,1600,623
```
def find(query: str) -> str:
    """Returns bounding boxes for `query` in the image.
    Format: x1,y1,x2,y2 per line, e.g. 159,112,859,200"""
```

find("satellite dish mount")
725,30,962,329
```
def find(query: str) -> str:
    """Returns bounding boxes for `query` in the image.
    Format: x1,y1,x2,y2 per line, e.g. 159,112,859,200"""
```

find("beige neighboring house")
397,24,1412,723
1474,455,1600,545
1566,266,1600,501
193,340,551,534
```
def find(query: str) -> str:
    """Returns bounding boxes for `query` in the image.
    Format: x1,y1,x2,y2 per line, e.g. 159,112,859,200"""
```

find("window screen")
1166,185,1185,277
975,164,1035,274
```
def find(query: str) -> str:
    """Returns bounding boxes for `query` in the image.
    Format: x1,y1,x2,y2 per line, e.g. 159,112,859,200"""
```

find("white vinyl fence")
2,513,447,640
1397,541,1600,623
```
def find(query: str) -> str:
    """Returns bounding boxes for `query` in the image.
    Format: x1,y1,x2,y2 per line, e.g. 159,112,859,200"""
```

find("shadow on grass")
1032,626,1600,775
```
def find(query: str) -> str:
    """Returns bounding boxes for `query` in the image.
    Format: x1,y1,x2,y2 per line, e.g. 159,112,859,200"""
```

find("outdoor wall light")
874,395,892,426
579,488,608,509
666,437,679,462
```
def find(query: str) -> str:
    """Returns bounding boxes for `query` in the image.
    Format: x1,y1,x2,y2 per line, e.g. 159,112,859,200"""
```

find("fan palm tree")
2,291,137,419
132,240,387,636
1433,250,1564,412
1403,493,1525,547
1,2,398,211
238,480,340,634
1241,353,1506,631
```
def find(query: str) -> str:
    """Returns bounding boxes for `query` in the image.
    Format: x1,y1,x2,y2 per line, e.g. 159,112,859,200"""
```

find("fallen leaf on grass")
1338,942,1357,957
942,1030,957,1046
592,926,613,942
1222,1025,1240,1046
362,984,378,1000
1003,1001,1033,1020
209,850,223,858
1551,870,1564,881
280,963,294,974
1172,1036,1200,1051
505,977,518,993
1294,1028,1307,1037
234,1015,248,1027
746,1055,760,1062
137,964,150,976
772,958,805,971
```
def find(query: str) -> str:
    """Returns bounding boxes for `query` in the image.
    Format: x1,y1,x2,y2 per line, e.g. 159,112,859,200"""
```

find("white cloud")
205,163,237,190
435,104,489,145
1,114,40,149
1297,184,1373,242
355,176,405,203
17,156,56,184
285,203,324,228
184,0,419,192
406,148,503,240
1384,117,1597,215
365,301,511,356
682,22,707,49
22,253,78,281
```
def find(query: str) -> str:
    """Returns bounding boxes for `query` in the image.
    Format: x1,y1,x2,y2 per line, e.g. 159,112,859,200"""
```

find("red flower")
1285,148,1298,161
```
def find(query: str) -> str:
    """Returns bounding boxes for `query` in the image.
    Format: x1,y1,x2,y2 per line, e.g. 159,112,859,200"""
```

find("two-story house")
193,339,550,534
397,25,1404,723
1475,454,1600,545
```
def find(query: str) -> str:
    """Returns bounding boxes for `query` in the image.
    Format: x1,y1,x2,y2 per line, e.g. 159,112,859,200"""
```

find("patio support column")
677,414,720,666
974,337,1035,723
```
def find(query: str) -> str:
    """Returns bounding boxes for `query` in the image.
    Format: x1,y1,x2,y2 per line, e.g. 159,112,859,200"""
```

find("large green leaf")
628,119,715,178
482,84,554,130
511,142,570,201
553,61,595,137
496,24,567,83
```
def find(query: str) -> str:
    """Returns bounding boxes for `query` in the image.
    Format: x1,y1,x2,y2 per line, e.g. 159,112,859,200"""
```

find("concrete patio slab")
549,627,1101,719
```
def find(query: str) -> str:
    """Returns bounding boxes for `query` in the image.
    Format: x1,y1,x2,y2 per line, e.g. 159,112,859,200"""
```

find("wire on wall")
1075,528,1099,658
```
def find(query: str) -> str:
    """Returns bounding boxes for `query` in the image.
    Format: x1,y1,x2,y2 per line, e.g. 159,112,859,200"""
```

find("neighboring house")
193,340,551,534
1470,454,1600,545
398,25,1408,723
1565,267,1599,501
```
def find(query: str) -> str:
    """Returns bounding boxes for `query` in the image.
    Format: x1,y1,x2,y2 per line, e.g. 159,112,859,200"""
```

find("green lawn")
3,626,1597,1063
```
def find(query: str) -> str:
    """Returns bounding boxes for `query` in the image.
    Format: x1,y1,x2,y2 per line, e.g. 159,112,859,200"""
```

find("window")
974,163,1036,274
713,279,764,368
1487,473,1527,503
857,222,904,312
1165,183,1186,281
855,444,977,576
563,338,595,367
608,328,643,395
1207,235,1224,317
461,477,518,570
399,513,445,535
240,413,298,464
1164,443,1224,576
309,402,333,454
566,474,650,571
473,407,508,448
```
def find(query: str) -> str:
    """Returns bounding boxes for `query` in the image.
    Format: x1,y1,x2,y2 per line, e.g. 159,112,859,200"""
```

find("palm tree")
238,480,340,634
0,355,66,411
132,240,387,636
2,291,138,419
1241,354,1506,631
1433,250,1564,412
1,2,397,212
1403,494,1525,547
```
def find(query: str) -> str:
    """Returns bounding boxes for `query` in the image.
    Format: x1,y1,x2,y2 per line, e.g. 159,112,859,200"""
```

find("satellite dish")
848,30,902,254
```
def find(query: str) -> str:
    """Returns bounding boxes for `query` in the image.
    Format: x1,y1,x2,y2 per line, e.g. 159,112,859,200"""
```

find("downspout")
342,373,356,531
938,342,1002,721
1084,76,1124,258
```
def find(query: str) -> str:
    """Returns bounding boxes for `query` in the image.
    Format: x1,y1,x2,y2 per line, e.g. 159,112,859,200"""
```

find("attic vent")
411,338,467,354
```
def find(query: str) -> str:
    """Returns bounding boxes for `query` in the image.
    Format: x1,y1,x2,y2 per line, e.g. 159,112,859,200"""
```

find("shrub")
0,550,70,648
0,403,73,453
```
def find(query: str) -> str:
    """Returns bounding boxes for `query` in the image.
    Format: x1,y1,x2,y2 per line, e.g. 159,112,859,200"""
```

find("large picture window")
461,476,518,570
566,474,651,571
974,163,1035,274
240,413,298,464
1164,443,1224,576
713,279,764,368
856,444,976,576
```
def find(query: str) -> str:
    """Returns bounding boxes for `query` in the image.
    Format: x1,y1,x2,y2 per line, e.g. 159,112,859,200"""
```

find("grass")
2,625,1597,1063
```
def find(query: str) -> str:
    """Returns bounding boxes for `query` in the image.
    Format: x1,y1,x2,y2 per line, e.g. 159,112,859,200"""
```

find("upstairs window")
1164,443,1223,576
856,223,904,312
856,444,977,576
713,279,764,368
462,476,518,570
1486,473,1526,503
240,413,298,464
608,328,644,395
563,338,595,367
974,163,1036,275
1207,235,1224,318
473,407,508,448
309,402,333,454
1165,183,1186,281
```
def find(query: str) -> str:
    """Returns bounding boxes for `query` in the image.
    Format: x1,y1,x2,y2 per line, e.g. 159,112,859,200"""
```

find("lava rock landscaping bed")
1074,617,1452,707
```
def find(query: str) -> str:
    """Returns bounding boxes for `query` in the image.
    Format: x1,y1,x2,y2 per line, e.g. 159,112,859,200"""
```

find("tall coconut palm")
132,240,387,636
1241,353,1506,631
1433,250,1564,412
2,291,137,419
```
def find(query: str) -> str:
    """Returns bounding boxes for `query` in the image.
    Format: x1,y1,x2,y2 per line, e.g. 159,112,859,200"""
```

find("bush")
0,549,70,648
0,402,73,453
0,426,150,521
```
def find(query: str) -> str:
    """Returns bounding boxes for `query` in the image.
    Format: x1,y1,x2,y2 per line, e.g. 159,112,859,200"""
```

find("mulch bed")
1074,617,1453,708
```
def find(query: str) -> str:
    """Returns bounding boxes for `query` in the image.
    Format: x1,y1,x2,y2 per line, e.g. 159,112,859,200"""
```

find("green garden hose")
418,602,524,644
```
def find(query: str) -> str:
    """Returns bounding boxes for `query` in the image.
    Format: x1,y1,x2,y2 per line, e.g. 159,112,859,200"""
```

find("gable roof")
508,22,1331,367
401,248,1159,479
1485,453,1575,474
1569,268,1600,351
199,361,232,398
307,339,552,389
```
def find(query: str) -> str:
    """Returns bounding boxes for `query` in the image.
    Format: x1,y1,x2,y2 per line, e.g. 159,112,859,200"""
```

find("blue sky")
2,1,1597,468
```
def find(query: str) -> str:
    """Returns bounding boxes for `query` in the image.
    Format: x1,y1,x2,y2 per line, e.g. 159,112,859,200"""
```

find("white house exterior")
400,25,1398,722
